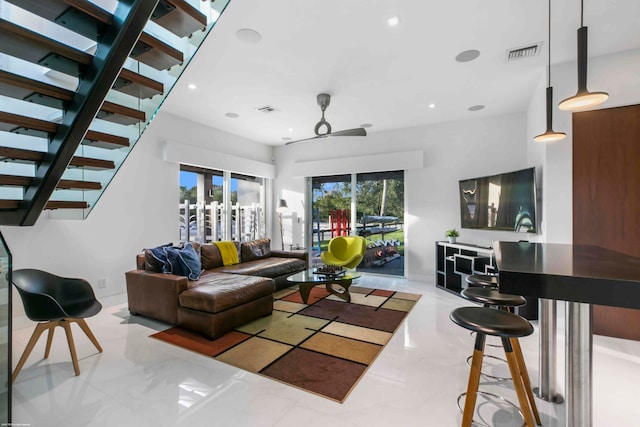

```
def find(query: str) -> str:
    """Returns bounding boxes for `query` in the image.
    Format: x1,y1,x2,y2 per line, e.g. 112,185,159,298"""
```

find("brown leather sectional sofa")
125,238,307,338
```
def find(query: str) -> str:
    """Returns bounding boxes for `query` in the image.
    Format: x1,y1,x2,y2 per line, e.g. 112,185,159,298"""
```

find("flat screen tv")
459,167,537,233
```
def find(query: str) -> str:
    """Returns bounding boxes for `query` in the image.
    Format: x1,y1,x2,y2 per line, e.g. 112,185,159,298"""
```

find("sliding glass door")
310,170,404,276
310,175,352,256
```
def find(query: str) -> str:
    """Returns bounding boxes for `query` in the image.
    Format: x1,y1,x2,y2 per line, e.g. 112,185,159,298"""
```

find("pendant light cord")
581,0,584,27
547,0,551,86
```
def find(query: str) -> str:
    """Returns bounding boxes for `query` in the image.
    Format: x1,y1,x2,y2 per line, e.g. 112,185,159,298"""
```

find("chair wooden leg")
462,334,486,427
72,318,103,353
44,322,57,359
503,338,536,427
12,322,51,383
511,337,541,425
61,319,80,376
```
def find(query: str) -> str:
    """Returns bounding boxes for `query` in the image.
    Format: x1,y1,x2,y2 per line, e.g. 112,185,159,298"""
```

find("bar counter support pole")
534,298,563,402
566,302,593,427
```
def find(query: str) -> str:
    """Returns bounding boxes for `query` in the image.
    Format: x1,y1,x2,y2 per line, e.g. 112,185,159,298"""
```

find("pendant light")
558,0,608,111
534,0,566,142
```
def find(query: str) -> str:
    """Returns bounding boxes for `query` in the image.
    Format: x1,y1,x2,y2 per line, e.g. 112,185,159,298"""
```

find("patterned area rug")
151,285,420,402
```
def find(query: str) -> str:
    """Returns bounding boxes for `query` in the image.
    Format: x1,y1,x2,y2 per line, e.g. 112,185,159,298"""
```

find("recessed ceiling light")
428,103,436,109
288,128,294,132
455,50,481,63
236,28,262,44
282,137,292,141
360,123,373,128
225,112,239,118
187,83,197,90
387,16,400,27
468,105,485,111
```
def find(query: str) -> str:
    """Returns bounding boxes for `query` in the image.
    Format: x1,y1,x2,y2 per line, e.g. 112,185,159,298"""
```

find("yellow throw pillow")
214,241,239,266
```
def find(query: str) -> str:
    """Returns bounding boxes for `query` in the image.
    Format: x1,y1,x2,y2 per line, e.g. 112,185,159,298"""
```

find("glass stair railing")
0,0,231,224
0,231,11,424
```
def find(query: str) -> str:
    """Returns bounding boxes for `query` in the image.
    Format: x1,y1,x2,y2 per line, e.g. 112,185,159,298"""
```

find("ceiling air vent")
256,105,278,113
506,43,542,62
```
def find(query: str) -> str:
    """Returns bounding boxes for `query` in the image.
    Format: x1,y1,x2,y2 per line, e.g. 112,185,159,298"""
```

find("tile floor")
10,275,640,426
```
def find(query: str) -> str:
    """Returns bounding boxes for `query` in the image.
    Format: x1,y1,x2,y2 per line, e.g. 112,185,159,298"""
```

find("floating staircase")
0,0,230,225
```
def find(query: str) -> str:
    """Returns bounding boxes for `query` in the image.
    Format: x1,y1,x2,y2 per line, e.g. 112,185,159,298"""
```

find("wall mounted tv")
459,167,537,233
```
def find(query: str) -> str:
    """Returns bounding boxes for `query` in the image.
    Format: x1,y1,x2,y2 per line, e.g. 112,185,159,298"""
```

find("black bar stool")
451,306,541,427
462,287,526,355
466,274,499,289
461,287,526,312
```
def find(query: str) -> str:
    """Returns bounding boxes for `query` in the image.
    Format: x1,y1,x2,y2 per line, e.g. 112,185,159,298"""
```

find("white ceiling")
160,0,640,146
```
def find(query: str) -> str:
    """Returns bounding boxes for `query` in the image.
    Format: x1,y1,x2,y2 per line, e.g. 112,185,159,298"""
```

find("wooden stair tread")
151,0,207,38
45,200,89,210
4,0,110,34
0,175,32,187
0,147,115,170
98,101,146,126
0,19,92,76
0,70,145,124
0,200,21,209
68,156,115,170
133,32,184,70
8,0,182,70
0,111,58,135
56,179,102,190
0,199,89,210
114,68,164,99
0,147,45,163
0,70,73,103
0,111,130,148
0,175,101,191
84,130,130,149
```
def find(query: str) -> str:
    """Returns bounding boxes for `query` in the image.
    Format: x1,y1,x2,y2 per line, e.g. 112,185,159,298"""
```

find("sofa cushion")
179,273,275,314
241,238,272,261
200,244,223,270
214,257,306,278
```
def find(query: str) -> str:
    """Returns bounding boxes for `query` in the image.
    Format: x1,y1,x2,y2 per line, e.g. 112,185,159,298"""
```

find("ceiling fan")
285,93,367,145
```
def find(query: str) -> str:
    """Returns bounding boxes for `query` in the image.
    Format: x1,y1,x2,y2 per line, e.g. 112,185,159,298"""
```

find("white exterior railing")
179,200,265,243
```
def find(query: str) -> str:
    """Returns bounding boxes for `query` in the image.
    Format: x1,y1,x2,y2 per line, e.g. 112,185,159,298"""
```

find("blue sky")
180,171,237,190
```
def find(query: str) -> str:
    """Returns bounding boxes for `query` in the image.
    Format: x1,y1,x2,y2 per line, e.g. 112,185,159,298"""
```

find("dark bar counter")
494,241,640,427
494,242,640,309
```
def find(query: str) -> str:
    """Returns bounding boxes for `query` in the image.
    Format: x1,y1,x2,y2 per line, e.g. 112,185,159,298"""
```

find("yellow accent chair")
321,236,366,269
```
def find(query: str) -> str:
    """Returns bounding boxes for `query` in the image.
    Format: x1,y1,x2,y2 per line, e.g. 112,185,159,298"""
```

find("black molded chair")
12,269,103,382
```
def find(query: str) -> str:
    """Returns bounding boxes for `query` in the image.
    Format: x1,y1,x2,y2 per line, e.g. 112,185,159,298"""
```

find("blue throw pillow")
176,243,203,280
163,246,184,277
147,243,173,273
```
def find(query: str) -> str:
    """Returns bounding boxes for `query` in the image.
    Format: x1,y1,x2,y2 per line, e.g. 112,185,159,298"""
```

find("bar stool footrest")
457,391,524,427
466,354,512,381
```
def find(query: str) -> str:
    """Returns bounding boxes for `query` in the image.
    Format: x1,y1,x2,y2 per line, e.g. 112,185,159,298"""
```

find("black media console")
435,241,538,320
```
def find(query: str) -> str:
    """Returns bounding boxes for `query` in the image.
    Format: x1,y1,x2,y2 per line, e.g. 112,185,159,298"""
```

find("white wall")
526,47,640,243
1,111,274,316
275,112,529,281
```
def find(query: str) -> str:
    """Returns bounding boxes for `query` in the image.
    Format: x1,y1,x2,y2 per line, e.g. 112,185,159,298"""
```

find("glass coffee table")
286,269,361,304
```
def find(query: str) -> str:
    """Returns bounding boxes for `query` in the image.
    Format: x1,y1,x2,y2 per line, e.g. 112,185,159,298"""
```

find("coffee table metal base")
298,279,352,304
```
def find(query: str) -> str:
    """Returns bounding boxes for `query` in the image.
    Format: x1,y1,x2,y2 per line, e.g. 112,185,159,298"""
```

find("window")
180,165,265,243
